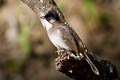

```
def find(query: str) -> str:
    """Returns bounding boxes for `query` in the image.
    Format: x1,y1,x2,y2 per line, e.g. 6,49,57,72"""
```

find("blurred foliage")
17,27,31,56
85,0,96,18
99,12,113,32
58,0,66,12
83,0,97,32
6,59,24,73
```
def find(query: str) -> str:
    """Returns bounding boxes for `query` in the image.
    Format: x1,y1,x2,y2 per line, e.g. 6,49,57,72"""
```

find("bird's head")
41,9,60,24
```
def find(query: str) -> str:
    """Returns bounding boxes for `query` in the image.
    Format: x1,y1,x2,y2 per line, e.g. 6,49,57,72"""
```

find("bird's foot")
68,52,84,61
56,49,83,61
56,49,66,55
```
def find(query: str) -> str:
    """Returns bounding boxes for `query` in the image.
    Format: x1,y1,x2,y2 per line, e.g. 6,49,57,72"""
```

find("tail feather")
81,52,100,75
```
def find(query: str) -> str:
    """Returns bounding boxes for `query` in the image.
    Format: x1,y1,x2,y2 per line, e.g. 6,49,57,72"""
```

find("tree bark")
20,0,119,80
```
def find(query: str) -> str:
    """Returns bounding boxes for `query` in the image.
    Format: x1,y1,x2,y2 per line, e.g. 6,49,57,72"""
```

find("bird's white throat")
40,18,52,30
40,12,52,30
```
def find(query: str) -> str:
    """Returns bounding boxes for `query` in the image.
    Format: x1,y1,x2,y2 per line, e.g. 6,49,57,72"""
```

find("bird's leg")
67,51,83,60
77,52,84,59
56,49,83,60
56,48,66,55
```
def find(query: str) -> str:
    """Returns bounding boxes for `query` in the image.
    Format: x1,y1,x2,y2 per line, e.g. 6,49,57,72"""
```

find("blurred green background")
0,0,120,80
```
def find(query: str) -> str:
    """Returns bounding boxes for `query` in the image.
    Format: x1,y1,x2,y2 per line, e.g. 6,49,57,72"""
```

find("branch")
21,0,65,22
20,0,119,80
55,49,119,80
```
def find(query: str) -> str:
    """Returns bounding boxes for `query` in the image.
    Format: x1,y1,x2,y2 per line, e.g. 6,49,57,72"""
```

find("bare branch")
21,0,65,22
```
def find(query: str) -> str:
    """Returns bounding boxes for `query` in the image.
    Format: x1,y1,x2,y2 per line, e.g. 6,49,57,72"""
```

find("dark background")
0,0,120,80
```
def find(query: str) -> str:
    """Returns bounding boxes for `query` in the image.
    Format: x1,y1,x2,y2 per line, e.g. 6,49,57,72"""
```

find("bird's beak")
40,16,45,19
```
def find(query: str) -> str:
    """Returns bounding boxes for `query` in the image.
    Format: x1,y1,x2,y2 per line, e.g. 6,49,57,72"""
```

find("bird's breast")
48,30,70,50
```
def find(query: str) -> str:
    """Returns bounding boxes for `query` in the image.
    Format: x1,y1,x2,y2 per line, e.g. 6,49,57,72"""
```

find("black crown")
45,9,60,21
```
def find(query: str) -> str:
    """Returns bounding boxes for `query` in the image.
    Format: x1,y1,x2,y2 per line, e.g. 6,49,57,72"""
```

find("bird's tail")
81,52,100,75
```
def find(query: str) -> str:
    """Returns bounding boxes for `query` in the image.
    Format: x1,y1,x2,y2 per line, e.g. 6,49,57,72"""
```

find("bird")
40,9,100,75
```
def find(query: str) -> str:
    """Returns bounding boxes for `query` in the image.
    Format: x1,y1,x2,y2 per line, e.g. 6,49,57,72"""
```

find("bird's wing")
58,25,79,53
68,27,100,75
69,27,85,53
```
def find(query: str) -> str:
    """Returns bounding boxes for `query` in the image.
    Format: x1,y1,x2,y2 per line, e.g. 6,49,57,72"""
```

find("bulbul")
40,9,100,75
